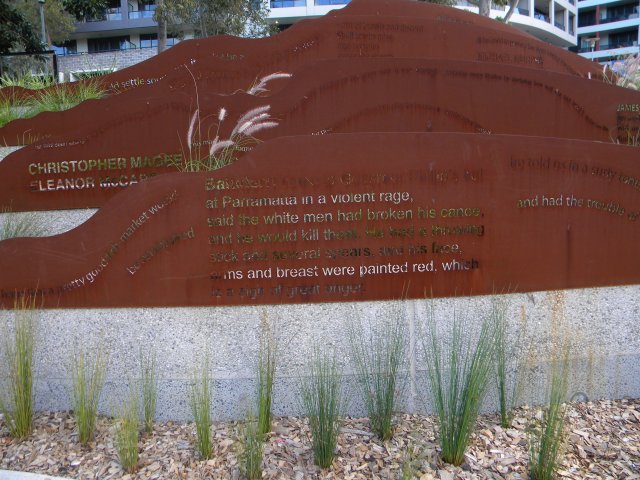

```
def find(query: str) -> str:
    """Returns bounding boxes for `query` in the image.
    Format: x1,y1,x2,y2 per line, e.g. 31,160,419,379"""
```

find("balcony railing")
129,9,156,19
555,21,565,29
599,13,639,24
578,40,638,52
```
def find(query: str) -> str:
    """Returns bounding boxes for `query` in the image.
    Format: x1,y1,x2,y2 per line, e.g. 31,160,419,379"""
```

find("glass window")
140,34,177,49
314,0,350,5
270,0,305,7
88,36,132,53
52,40,77,56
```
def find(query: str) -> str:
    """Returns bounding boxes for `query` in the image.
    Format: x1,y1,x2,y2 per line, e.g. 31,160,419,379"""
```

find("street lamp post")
38,0,46,47
37,0,49,76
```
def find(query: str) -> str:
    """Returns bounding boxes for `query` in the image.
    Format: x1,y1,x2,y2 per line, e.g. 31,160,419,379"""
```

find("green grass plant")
0,72,54,90
237,414,264,480
346,312,406,440
139,349,158,434
0,92,29,128
257,316,277,436
0,207,45,241
190,357,213,459
70,347,108,444
494,298,530,428
299,347,343,469
28,79,105,117
421,299,498,466
0,295,36,439
528,344,571,480
113,389,139,473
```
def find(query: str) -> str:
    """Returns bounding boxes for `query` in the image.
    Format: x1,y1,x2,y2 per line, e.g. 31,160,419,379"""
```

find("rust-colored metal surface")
0,133,639,309
0,0,605,146
2,58,639,212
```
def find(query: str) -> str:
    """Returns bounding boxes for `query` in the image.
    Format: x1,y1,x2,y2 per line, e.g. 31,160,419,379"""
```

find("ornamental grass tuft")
421,299,498,466
140,348,158,434
257,313,277,436
113,389,139,473
0,295,37,440
346,309,406,441
70,347,108,445
528,343,571,480
299,347,344,469
190,357,213,459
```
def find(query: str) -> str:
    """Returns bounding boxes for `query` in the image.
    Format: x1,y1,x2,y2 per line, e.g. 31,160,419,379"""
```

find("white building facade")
267,0,578,47
576,0,640,62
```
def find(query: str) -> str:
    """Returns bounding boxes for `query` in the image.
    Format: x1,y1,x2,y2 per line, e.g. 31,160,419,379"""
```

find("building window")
601,4,639,23
139,33,177,48
270,0,305,7
578,9,596,26
52,40,77,56
607,30,638,48
88,36,133,53
314,0,350,5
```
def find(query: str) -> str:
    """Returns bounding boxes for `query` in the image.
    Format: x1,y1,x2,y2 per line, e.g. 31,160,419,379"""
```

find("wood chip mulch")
1,399,638,479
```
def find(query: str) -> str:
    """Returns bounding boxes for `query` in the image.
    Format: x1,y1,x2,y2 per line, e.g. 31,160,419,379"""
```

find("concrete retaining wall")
0,288,637,421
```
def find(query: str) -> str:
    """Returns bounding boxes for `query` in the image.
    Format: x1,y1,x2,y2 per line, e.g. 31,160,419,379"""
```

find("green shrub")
421,299,498,466
346,311,406,440
0,295,37,439
299,347,343,469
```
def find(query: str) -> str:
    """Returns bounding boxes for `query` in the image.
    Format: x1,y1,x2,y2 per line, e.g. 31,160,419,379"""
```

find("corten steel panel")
0,1,604,146
1,58,639,212
0,133,638,309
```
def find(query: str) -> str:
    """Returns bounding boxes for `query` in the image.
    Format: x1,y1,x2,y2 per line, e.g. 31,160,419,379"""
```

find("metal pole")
38,0,49,77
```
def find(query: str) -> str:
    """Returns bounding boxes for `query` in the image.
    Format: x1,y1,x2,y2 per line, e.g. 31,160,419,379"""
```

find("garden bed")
1,399,639,479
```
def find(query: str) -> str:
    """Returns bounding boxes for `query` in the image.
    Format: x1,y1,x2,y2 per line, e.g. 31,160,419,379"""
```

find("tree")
418,0,518,23
0,0,43,53
62,0,108,21
156,0,167,53
12,0,75,45
156,0,273,40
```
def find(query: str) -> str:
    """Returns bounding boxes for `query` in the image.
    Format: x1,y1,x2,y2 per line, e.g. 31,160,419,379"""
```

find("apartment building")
267,0,578,47
575,0,640,61
54,0,184,81
52,0,581,81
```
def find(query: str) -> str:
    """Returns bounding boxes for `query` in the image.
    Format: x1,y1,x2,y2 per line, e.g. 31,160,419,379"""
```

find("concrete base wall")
0,287,638,421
